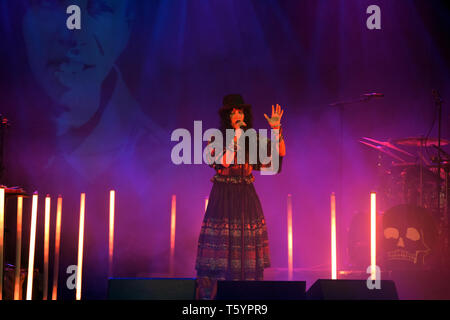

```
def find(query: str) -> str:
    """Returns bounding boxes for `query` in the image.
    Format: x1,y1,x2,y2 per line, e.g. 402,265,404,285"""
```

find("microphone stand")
328,95,373,107
329,95,384,193
329,94,383,269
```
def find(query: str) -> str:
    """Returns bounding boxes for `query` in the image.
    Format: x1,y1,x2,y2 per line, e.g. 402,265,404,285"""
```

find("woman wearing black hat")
195,94,286,299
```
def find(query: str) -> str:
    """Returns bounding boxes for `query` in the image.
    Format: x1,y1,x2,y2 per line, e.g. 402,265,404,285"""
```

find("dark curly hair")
217,105,256,163
218,105,253,135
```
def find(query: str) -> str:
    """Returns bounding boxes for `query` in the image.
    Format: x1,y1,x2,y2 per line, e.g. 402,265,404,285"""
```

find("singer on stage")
195,94,286,299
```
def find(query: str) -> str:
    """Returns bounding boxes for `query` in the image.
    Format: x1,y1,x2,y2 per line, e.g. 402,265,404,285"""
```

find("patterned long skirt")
195,178,270,299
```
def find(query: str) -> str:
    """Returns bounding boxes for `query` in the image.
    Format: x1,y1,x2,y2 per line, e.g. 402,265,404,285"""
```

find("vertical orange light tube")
43,195,51,300
108,190,115,279
287,194,293,281
76,193,85,301
204,197,209,213
169,195,176,275
52,196,62,300
0,187,5,300
14,196,23,300
26,192,38,300
330,192,337,280
370,192,377,281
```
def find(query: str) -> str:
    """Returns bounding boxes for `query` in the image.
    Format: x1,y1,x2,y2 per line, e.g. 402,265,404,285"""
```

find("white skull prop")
382,205,437,269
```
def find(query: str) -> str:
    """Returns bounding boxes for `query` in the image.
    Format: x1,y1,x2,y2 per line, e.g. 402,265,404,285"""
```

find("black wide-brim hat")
219,94,252,117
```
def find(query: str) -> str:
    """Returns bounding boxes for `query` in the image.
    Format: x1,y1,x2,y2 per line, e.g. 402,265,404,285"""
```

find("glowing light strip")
287,194,293,281
331,192,337,280
370,192,377,281
26,193,38,300
76,193,85,300
52,196,62,300
108,190,115,278
204,197,209,213
14,196,23,300
43,195,51,300
170,195,176,275
0,187,4,300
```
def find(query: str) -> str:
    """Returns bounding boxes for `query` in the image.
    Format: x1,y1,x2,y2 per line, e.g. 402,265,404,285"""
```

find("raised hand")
264,104,284,128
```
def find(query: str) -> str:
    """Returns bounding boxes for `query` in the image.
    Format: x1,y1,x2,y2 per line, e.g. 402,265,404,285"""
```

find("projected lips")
54,60,96,87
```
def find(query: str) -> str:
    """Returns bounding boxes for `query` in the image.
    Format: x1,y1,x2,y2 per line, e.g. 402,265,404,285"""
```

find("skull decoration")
382,204,437,270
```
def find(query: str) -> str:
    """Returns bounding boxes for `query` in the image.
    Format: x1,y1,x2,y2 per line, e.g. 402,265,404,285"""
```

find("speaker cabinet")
306,279,398,300
107,278,196,300
216,281,306,300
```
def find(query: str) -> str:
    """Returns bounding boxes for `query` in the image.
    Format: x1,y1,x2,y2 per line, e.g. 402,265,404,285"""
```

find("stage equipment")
26,193,38,300
216,280,306,300
370,192,377,280
287,194,293,280
306,279,398,300
394,137,449,147
170,194,176,276
108,190,115,278
14,196,23,300
361,132,450,262
0,187,4,299
107,278,196,300
43,195,51,300
0,115,10,182
52,196,62,300
330,192,337,279
76,193,86,300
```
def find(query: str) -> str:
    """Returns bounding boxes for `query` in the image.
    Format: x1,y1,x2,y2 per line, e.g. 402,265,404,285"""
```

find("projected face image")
22,0,133,106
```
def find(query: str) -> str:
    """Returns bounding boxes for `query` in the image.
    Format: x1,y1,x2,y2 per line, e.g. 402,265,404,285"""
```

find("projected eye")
384,227,399,240
87,0,115,17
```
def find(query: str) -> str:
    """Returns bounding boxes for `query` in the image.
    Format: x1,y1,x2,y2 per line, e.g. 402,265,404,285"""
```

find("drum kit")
361,135,450,256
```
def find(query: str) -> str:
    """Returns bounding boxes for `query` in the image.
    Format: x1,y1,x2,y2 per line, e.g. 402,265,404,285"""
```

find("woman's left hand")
264,104,284,128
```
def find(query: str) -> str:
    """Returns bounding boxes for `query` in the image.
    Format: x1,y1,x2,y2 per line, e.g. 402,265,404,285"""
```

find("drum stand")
432,90,450,264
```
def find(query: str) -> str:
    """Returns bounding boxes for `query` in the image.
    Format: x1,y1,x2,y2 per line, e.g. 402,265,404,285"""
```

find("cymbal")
359,140,407,162
428,161,450,168
361,137,414,157
394,137,450,147
391,162,418,167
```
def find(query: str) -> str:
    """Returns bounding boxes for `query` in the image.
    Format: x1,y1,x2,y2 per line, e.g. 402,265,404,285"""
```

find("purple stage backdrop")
0,0,449,299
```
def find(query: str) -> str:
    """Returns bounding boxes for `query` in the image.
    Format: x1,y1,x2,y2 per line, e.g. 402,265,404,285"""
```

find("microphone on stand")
236,120,247,128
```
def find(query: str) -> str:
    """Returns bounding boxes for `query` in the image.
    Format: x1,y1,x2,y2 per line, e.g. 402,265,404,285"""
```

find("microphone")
236,120,247,127
362,93,384,98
